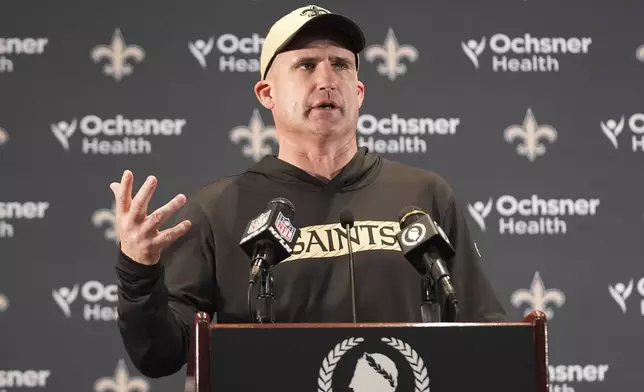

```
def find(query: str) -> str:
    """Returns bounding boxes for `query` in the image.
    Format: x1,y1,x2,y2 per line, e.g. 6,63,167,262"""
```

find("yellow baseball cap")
260,5,366,80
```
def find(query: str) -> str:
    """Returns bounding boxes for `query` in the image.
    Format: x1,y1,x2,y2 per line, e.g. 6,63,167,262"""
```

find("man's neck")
277,134,358,181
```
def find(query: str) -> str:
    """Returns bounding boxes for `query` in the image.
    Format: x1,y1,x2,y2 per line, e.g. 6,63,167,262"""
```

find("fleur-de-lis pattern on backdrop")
510,271,566,320
364,28,419,81
0,293,9,312
91,28,145,81
503,109,557,162
92,203,118,243
0,127,8,146
94,360,149,392
229,109,278,162
2,1,644,391
636,44,644,62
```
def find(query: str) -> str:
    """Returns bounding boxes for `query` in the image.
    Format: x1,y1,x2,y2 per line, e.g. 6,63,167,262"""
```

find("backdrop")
1,0,643,391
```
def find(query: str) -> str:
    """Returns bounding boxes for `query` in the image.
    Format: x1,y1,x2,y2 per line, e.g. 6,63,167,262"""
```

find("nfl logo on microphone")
275,211,296,242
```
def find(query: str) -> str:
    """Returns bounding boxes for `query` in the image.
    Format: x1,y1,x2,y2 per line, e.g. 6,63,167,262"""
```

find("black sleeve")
115,198,218,378
440,193,507,322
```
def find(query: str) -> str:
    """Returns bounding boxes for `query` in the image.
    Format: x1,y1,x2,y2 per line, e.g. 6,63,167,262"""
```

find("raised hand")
109,170,192,265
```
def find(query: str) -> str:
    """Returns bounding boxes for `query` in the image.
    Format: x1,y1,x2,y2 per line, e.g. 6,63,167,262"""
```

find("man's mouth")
312,102,339,110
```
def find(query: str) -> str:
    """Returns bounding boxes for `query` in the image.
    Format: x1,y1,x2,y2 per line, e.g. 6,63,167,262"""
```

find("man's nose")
315,62,338,91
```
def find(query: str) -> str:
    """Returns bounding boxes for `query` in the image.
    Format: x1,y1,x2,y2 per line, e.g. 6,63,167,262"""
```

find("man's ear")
356,80,365,108
254,79,274,109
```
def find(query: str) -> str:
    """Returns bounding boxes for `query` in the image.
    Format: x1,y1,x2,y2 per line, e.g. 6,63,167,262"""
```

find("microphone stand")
420,276,441,323
255,269,275,323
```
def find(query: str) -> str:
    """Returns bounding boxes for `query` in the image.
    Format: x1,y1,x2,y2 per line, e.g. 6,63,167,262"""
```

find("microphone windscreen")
268,197,296,216
340,209,355,228
398,206,425,229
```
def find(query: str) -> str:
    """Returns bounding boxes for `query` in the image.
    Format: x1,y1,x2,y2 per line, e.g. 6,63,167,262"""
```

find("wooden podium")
185,311,548,392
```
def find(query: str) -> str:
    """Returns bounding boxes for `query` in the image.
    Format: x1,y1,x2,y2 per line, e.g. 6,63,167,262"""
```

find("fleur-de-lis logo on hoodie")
503,108,557,162
92,203,117,243
230,109,278,162
94,359,149,392
364,28,418,81
91,28,145,81
511,271,566,320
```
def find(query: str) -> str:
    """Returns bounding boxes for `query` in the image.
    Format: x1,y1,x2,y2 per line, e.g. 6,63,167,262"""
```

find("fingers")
140,193,187,234
109,182,121,214
130,175,158,221
149,220,192,249
121,170,133,213
111,170,133,216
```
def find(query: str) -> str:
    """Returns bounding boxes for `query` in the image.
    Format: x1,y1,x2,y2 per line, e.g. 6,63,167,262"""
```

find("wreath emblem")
317,337,430,392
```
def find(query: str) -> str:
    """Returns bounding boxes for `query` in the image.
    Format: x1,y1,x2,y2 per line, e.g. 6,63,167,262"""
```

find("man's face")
255,31,365,140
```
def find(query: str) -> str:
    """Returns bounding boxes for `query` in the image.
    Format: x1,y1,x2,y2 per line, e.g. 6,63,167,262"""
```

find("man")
112,5,507,379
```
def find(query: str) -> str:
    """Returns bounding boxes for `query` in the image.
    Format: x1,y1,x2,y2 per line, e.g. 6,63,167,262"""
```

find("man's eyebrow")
292,55,354,65
330,55,353,64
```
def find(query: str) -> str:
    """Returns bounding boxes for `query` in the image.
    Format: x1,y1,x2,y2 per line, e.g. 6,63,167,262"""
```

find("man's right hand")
110,170,192,265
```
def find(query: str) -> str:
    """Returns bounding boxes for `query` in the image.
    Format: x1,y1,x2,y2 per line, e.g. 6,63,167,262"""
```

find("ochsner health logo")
52,281,117,321
467,195,600,235
357,113,460,154
51,115,187,155
189,33,264,72
461,34,592,72
600,113,644,152
0,36,49,73
0,369,51,391
0,201,50,239
609,277,644,315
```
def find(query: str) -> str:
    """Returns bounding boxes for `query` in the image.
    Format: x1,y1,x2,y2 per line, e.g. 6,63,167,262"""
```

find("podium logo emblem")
511,271,565,320
317,337,429,392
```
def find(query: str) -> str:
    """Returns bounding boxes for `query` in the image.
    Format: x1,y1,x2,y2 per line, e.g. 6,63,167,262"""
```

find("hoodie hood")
245,147,382,192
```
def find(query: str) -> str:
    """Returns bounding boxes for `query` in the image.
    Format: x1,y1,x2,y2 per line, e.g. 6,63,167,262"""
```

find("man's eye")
335,62,349,69
298,62,315,70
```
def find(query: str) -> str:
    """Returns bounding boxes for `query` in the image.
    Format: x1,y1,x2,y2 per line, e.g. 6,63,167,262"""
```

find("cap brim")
264,13,366,79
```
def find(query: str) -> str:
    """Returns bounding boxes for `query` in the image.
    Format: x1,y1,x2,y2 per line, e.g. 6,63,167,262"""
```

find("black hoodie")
115,147,507,378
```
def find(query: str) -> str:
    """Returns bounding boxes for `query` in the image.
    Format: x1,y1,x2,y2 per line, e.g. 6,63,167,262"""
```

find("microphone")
395,206,459,321
239,197,300,286
340,209,357,323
